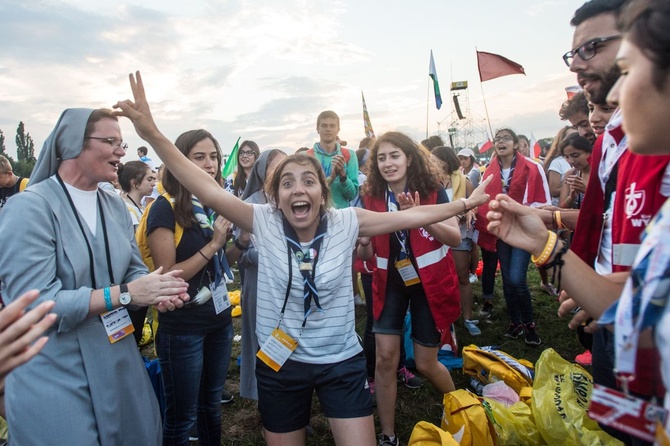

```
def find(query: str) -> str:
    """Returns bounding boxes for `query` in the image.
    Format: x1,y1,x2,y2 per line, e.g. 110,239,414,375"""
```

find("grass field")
144,263,587,445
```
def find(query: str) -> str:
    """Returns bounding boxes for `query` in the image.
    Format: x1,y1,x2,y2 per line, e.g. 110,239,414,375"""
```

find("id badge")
589,383,669,443
395,258,421,286
100,308,135,344
256,328,298,372
210,283,230,314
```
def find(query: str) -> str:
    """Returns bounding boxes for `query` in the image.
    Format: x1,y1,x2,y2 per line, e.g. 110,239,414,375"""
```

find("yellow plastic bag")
409,421,459,446
229,289,241,306
531,348,623,446
231,305,242,317
462,344,534,395
441,389,497,446
485,397,543,445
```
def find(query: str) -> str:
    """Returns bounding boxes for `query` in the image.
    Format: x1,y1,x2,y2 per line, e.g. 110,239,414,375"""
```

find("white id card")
395,258,421,286
211,283,231,314
257,328,298,372
100,308,134,343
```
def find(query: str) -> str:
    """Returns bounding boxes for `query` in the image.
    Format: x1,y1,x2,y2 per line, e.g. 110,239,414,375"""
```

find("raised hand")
397,191,420,210
486,194,548,256
468,175,493,207
0,290,56,379
113,71,161,143
212,216,232,249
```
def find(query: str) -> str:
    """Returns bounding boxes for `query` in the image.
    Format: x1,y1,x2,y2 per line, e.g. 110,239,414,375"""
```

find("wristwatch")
119,283,132,307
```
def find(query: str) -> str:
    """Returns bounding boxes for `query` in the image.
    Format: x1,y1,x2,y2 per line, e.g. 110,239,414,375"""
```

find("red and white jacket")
364,191,461,333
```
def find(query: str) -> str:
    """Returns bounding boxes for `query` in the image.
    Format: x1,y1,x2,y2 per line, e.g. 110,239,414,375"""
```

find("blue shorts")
372,280,441,347
255,352,372,433
452,237,474,251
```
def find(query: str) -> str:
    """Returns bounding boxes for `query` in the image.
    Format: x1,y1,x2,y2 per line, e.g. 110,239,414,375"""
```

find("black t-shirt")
0,177,25,212
388,188,449,286
146,195,231,334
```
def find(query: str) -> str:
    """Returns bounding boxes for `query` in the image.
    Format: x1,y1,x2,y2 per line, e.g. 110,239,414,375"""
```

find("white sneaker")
468,273,478,284
464,319,481,336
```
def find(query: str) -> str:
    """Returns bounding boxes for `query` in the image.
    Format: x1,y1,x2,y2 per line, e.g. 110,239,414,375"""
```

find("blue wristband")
103,287,113,312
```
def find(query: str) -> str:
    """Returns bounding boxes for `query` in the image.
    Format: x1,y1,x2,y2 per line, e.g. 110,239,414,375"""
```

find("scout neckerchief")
56,173,114,288
497,153,518,194
191,196,232,286
386,184,410,260
282,212,328,319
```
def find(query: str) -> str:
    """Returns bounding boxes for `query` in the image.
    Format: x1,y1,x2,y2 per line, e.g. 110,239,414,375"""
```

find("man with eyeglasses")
563,1,670,444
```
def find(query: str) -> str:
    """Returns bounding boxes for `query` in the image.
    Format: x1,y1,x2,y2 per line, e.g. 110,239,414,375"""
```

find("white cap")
458,148,475,158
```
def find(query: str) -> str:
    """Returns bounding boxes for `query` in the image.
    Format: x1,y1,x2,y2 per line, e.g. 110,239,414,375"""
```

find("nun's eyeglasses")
85,136,129,152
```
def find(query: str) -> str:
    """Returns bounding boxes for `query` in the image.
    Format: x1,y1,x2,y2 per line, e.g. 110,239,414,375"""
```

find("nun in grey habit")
0,108,182,445
236,149,286,401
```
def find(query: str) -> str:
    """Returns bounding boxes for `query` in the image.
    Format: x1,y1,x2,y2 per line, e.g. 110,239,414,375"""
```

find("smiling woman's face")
608,39,670,155
277,161,324,241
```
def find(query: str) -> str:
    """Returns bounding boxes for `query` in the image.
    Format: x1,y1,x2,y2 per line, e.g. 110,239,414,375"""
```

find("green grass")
143,263,587,445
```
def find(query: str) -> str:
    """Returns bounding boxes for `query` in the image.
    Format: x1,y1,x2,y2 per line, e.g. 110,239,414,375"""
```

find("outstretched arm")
486,194,625,318
356,175,493,238
114,71,253,233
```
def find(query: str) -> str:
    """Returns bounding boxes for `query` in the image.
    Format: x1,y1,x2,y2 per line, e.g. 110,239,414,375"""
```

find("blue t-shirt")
146,196,231,334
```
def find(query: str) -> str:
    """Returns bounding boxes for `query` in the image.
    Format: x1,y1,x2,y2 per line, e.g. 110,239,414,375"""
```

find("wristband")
234,238,249,251
531,231,558,266
103,287,113,312
458,197,469,212
198,249,211,262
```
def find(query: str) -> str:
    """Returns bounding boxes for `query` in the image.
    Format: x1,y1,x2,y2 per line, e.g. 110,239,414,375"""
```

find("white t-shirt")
54,176,98,235
548,157,572,206
252,204,362,364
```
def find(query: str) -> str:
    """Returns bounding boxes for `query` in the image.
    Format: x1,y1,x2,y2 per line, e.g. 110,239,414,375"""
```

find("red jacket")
476,154,550,252
365,191,460,332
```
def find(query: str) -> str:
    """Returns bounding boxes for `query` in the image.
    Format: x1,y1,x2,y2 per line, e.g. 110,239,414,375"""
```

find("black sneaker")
524,323,542,346
221,389,234,404
503,322,523,339
378,433,399,446
479,301,494,319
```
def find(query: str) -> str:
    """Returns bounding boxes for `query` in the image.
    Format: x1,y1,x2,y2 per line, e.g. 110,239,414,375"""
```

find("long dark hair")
163,129,222,229
118,161,151,193
233,140,260,195
365,132,440,200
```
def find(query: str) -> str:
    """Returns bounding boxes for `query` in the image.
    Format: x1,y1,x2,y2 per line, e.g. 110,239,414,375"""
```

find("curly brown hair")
364,132,441,200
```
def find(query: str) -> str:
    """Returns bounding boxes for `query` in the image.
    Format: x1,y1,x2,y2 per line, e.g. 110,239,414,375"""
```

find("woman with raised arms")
114,72,492,446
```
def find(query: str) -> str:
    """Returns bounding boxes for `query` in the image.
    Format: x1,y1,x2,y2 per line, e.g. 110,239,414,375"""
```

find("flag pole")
480,82,494,139
426,78,430,138
476,47,495,138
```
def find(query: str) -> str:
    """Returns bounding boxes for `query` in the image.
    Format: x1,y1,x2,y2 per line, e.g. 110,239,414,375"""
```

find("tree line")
0,122,36,177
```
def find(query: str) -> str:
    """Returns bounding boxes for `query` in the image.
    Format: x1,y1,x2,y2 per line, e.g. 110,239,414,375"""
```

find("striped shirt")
252,204,362,364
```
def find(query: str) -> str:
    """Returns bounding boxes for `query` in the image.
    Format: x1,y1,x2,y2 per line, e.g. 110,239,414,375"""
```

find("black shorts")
372,279,441,347
255,352,373,433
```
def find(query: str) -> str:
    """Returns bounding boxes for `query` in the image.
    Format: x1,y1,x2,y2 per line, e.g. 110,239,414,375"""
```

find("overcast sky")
1,0,586,162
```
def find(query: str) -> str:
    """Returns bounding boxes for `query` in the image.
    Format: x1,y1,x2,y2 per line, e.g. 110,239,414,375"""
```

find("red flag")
478,139,493,153
530,133,542,159
476,51,525,82
565,85,582,99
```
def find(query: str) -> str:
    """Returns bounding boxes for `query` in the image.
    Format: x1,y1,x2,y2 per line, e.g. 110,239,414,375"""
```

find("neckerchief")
313,142,342,178
497,153,518,194
282,212,329,318
600,198,670,376
386,185,410,260
191,196,232,286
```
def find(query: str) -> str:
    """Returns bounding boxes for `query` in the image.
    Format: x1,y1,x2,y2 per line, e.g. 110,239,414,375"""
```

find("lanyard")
56,174,115,288
386,186,410,259
281,213,328,326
